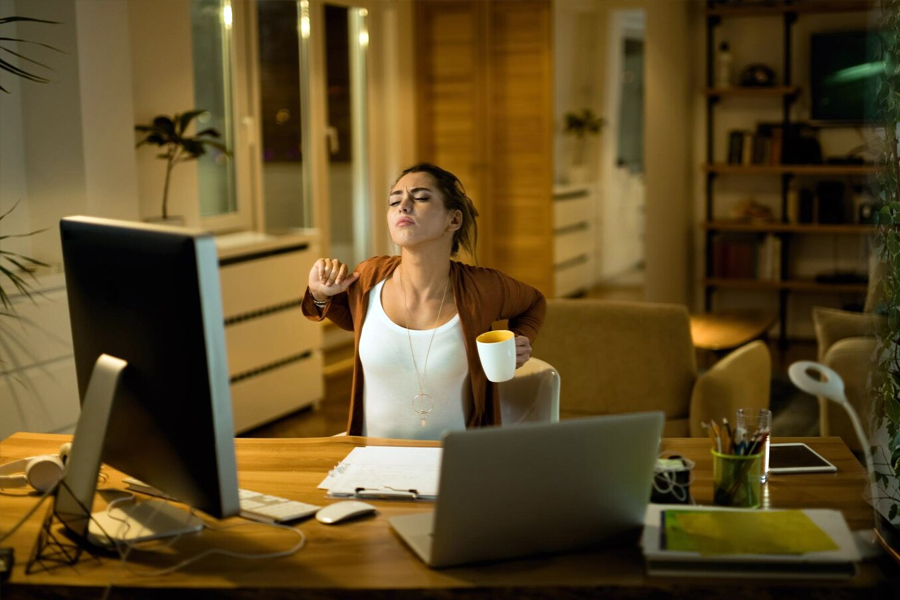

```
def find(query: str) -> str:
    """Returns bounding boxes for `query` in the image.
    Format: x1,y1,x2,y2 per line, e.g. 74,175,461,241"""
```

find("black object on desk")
651,456,692,505
0,547,13,581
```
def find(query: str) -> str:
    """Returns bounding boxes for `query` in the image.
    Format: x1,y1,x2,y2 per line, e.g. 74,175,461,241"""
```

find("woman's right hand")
308,258,359,302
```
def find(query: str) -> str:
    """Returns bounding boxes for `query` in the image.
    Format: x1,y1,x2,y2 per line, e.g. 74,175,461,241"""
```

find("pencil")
711,421,723,453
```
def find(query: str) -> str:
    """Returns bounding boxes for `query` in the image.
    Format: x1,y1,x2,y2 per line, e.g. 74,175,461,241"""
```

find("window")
191,0,252,231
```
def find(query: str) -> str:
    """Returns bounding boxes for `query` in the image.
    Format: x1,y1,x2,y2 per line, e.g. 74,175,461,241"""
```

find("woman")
302,163,545,439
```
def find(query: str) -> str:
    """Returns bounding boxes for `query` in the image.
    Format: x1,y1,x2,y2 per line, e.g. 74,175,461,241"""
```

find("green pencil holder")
712,449,761,509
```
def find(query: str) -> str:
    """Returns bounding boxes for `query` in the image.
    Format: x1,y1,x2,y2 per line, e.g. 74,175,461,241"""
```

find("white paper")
318,446,442,499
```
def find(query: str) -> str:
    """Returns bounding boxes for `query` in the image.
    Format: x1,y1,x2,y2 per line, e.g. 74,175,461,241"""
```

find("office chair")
532,299,770,437
498,358,561,425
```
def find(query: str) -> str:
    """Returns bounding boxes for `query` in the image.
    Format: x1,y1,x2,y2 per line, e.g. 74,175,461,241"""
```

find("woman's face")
388,172,460,251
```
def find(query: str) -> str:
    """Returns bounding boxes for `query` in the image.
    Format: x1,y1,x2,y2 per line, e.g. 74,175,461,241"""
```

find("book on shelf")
727,130,744,164
741,131,754,166
726,127,782,166
756,234,782,281
711,233,781,280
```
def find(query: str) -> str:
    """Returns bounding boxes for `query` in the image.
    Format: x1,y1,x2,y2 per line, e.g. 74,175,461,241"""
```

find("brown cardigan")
302,256,546,435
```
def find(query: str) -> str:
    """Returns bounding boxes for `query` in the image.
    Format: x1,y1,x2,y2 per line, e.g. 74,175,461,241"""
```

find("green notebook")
662,509,839,555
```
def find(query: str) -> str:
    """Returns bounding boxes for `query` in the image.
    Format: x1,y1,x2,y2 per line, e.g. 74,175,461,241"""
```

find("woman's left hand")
515,335,532,368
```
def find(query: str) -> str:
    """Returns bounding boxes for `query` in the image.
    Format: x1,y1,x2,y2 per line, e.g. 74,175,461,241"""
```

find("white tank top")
359,279,470,440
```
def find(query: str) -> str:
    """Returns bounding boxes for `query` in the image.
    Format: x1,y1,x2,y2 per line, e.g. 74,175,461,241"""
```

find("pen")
722,418,734,454
748,431,769,456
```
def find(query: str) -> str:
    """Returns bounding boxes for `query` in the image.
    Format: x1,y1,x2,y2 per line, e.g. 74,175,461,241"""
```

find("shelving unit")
703,0,877,346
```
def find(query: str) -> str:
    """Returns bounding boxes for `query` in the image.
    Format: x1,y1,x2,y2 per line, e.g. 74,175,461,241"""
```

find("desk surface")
0,433,895,599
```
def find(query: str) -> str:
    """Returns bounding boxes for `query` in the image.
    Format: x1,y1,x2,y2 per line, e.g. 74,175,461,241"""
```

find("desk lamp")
788,361,882,556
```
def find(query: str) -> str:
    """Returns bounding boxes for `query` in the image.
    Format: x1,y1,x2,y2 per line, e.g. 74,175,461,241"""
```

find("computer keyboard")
238,489,321,524
123,478,320,524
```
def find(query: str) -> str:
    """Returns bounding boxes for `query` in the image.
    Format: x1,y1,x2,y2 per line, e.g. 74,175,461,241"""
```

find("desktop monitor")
55,216,239,542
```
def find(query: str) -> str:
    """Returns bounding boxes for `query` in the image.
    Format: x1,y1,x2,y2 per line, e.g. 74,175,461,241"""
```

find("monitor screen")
58,216,239,525
810,30,884,124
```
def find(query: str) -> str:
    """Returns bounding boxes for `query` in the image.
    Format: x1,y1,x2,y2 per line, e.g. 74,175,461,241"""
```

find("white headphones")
0,443,71,492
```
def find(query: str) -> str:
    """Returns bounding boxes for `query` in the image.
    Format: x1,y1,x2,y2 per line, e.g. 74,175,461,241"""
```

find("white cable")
126,519,306,577
98,503,306,576
652,454,695,503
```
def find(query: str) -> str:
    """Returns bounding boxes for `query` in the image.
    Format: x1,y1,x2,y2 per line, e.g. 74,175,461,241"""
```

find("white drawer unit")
218,233,323,433
553,184,596,297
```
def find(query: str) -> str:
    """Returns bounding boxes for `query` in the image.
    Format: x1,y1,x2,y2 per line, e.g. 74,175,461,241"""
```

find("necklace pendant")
421,417,427,427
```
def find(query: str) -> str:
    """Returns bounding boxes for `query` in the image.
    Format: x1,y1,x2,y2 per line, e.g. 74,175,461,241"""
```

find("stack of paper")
641,504,861,579
319,447,442,500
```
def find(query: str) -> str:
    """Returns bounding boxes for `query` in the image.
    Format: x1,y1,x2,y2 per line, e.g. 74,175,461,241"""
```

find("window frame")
199,0,256,234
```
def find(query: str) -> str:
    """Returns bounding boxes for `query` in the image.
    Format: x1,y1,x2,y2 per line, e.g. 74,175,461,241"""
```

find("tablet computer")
768,443,837,474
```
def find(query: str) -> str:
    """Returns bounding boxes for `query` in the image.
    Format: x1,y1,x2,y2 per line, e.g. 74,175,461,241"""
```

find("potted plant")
134,110,228,223
563,108,604,184
870,0,900,561
0,15,58,311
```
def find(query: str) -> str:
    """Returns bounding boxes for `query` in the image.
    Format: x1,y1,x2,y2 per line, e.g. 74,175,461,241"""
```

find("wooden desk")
0,433,896,599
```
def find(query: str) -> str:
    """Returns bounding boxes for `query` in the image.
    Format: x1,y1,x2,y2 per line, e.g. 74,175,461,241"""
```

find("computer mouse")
315,500,377,525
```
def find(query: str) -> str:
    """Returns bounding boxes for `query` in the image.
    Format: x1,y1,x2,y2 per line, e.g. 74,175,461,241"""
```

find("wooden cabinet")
414,0,554,296
702,0,876,343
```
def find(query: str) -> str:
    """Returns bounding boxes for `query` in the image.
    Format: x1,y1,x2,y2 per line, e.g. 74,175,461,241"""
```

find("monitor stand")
53,353,203,549
86,500,203,547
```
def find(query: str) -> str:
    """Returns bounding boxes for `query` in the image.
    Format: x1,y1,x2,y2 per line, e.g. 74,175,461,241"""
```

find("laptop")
389,411,665,568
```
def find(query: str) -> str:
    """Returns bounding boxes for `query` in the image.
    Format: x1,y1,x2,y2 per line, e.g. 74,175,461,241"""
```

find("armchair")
812,307,879,453
531,299,770,437
812,259,886,453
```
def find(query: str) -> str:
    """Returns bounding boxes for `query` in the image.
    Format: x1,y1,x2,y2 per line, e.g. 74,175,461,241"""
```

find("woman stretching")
303,163,545,439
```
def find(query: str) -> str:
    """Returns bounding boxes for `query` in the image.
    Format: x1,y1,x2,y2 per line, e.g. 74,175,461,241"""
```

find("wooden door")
415,0,553,295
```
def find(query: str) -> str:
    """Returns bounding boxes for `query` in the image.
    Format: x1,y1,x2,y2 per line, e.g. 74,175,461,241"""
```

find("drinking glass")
735,408,773,483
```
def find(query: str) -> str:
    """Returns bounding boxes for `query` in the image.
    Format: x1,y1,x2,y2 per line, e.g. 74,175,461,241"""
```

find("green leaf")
0,56,50,83
0,45,55,72
182,139,205,156
194,127,221,138
891,504,898,521
0,16,60,26
178,109,207,134
201,140,229,154
152,116,175,136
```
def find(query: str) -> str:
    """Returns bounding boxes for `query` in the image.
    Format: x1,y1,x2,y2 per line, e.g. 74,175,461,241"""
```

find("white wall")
75,0,140,221
553,0,603,185
2,0,143,268
128,0,199,226
554,0,695,305
643,0,694,305
17,0,88,266
0,0,30,262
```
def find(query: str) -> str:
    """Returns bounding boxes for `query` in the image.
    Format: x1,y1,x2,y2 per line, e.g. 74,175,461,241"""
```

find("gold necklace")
398,266,450,427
